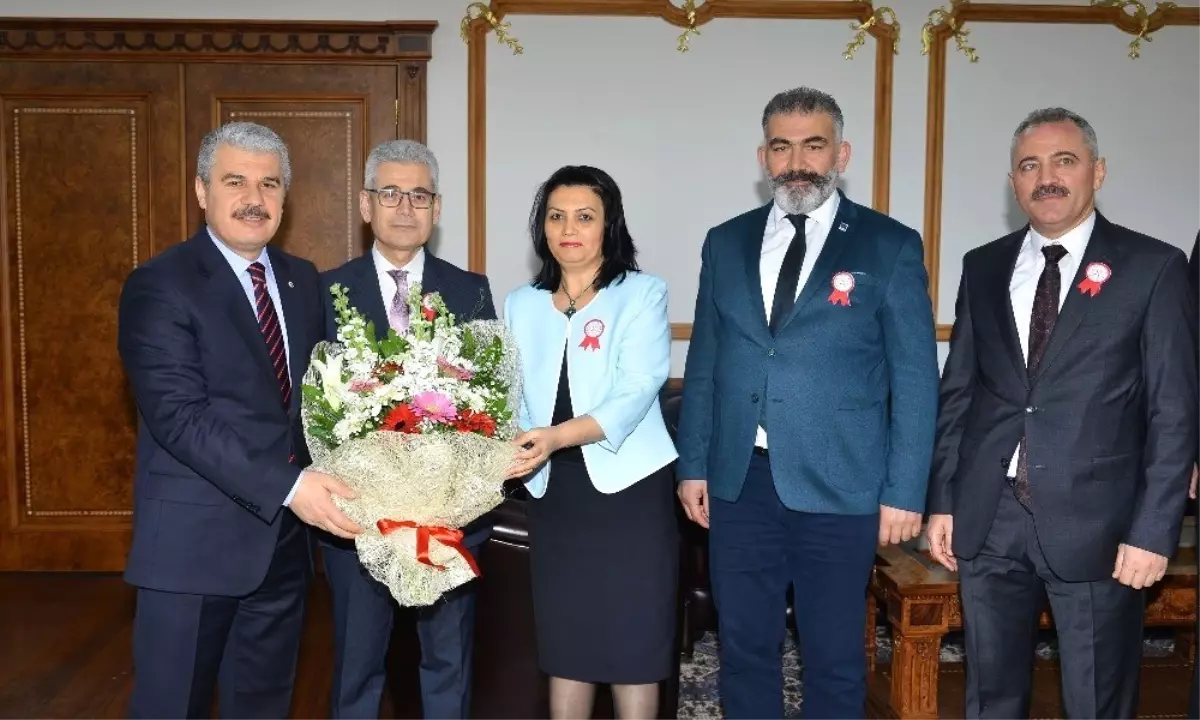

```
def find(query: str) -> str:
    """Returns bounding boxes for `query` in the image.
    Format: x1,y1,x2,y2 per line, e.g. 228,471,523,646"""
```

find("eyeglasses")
367,187,436,209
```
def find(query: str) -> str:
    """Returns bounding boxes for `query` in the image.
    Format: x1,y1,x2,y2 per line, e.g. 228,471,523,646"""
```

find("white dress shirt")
1004,211,1095,475
373,244,426,309
756,189,841,448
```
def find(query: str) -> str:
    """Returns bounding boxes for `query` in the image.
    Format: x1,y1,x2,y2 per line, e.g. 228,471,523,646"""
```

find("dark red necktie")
1013,243,1069,509
247,262,292,410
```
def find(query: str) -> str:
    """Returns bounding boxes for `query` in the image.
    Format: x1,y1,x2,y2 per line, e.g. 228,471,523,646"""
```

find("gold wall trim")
229,110,356,262
13,106,138,517
467,0,897,344
923,1,1198,342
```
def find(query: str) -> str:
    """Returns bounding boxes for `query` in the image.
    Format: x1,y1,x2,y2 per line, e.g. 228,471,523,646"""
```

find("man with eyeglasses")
318,139,497,720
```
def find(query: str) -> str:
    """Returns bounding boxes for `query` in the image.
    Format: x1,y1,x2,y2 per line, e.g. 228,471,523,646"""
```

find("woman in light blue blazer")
503,165,679,719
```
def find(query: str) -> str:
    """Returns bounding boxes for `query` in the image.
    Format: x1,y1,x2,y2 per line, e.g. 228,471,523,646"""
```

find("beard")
769,167,839,215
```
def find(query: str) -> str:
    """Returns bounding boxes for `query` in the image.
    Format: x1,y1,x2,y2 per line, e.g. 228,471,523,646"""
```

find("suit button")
767,348,776,357
751,393,759,403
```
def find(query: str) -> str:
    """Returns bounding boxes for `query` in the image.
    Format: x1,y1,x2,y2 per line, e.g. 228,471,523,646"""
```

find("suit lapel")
990,231,1028,388
189,232,278,391
781,192,856,330
742,204,772,334
422,252,443,297
1032,214,1121,383
269,248,305,417
352,253,391,338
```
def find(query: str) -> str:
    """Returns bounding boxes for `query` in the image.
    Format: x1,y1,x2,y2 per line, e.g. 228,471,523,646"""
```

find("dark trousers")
321,538,480,719
958,489,1144,719
1188,502,1198,720
708,452,880,719
1192,618,1199,720
128,510,309,719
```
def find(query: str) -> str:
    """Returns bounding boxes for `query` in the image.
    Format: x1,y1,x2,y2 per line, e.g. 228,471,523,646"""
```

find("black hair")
528,165,639,292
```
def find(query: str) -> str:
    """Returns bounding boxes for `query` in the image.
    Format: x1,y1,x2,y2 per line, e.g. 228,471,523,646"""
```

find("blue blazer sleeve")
676,231,718,480
117,268,298,520
588,276,671,453
878,229,940,512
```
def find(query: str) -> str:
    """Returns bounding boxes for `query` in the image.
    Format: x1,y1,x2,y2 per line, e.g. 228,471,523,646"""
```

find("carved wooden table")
865,541,1197,719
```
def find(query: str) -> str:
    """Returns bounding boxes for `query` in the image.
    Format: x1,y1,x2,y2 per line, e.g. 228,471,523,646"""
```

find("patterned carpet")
676,627,1178,719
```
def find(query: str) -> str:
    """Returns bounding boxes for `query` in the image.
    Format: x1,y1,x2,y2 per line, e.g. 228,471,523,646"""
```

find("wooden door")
0,61,184,570
184,64,398,271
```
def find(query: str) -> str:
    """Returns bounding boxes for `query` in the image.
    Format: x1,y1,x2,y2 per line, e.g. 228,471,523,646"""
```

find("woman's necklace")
560,277,596,319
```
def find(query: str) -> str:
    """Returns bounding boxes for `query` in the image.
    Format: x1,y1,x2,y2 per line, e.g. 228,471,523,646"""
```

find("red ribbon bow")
376,519,481,577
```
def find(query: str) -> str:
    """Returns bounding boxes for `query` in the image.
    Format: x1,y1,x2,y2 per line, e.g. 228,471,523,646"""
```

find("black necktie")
1013,243,1069,509
768,213,808,335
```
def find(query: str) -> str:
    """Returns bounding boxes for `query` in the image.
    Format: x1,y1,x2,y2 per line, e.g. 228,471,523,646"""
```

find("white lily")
313,353,348,411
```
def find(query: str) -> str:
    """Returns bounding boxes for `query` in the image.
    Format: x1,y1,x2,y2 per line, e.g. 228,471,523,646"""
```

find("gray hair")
197,121,292,190
1012,107,1099,161
761,86,845,141
364,139,440,191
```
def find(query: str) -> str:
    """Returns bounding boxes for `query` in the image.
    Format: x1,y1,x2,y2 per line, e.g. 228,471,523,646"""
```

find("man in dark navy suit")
929,109,1196,718
118,122,364,718
318,140,496,720
1190,231,1198,720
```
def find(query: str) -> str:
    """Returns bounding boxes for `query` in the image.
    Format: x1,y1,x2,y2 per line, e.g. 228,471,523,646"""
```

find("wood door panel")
0,62,183,570
185,64,397,271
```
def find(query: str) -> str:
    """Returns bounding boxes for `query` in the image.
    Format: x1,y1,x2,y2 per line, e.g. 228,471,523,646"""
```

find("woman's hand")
504,426,565,479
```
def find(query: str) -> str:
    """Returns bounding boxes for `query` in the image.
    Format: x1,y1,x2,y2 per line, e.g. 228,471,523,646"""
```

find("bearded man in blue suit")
676,87,940,719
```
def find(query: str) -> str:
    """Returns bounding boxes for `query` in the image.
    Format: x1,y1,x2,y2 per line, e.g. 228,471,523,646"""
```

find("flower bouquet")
301,282,522,606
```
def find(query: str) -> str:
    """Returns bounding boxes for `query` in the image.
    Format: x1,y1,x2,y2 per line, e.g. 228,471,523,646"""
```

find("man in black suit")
1190,231,1198,720
118,122,362,718
927,107,1197,718
318,139,496,720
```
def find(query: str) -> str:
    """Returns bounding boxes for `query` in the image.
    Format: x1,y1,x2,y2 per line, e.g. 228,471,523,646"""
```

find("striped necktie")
247,262,292,410
1013,243,1068,510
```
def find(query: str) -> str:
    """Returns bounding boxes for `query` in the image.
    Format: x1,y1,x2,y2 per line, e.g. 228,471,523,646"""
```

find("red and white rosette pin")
828,271,855,306
1077,262,1111,297
579,319,605,351
421,293,437,321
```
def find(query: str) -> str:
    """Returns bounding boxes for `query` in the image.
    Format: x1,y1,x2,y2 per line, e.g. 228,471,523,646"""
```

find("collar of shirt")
1027,210,1095,262
765,188,841,251
373,243,425,288
206,225,274,281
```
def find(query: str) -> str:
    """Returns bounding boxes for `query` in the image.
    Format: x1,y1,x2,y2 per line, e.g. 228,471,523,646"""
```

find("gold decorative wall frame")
464,0,900,342
921,1,1198,341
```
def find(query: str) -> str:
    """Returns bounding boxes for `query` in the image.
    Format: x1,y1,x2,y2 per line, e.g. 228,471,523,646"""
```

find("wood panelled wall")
0,19,435,571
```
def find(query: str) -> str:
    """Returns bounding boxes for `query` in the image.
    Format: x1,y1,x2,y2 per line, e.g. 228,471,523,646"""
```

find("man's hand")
879,504,922,546
677,479,710,529
290,470,363,539
504,426,565,479
1190,463,1197,500
926,513,956,572
1112,543,1169,589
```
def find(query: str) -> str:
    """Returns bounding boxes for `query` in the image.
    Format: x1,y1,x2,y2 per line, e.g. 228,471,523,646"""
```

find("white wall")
4,0,1198,376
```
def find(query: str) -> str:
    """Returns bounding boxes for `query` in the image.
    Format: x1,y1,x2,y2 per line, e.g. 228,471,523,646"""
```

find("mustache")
233,205,271,220
1032,184,1069,200
773,169,830,187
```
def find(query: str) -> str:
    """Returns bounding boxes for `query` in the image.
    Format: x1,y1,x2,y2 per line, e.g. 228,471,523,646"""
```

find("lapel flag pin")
828,271,855,306
1077,262,1111,297
579,319,605,351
